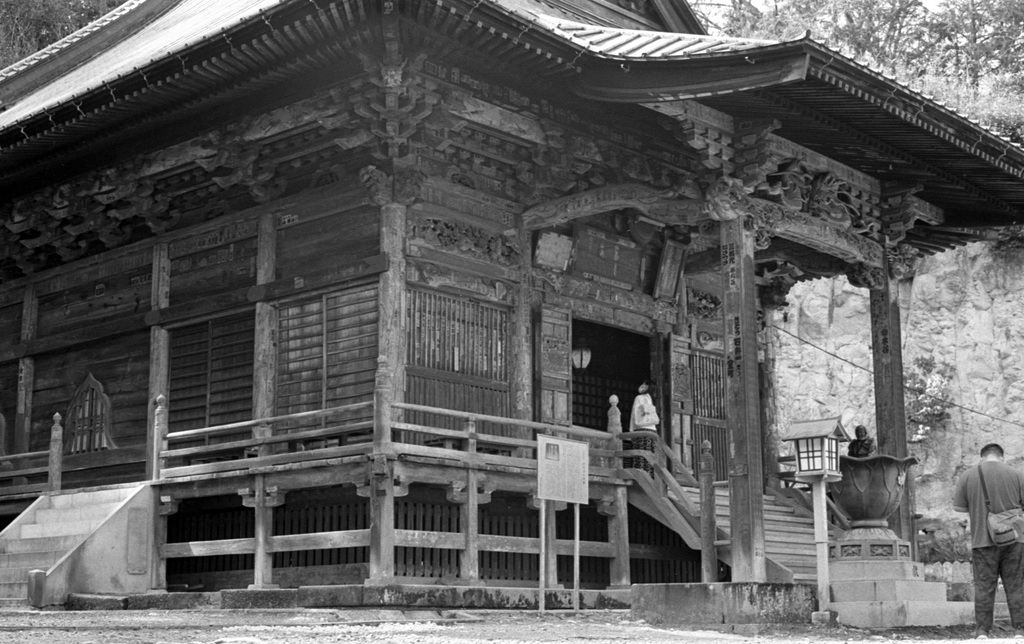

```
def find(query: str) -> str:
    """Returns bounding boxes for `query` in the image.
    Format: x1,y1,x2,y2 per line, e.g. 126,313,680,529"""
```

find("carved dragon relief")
408,217,521,266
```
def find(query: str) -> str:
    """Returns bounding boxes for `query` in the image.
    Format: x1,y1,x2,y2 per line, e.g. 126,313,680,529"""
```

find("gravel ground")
0,608,1006,644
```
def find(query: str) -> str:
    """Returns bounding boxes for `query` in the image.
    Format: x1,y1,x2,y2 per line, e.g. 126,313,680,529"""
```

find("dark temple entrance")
571,320,650,431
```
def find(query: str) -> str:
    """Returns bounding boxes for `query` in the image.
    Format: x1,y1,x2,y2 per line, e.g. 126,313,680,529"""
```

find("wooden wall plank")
276,207,380,280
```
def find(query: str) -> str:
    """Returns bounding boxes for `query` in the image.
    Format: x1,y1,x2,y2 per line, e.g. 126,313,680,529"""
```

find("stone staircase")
0,487,138,607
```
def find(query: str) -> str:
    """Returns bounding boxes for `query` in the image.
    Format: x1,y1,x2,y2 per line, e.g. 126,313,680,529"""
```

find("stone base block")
832,579,946,603
631,583,815,626
830,559,924,582
831,600,974,628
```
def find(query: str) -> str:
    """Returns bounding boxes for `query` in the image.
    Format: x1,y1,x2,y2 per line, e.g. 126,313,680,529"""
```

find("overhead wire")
769,323,1024,431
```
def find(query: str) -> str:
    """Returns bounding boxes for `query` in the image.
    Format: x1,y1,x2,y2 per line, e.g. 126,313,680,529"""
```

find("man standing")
954,443,1024,639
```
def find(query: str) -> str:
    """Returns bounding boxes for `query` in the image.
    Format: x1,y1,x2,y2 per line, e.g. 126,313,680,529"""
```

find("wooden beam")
269,529,371,552
720,217,767,582
246,254,388,303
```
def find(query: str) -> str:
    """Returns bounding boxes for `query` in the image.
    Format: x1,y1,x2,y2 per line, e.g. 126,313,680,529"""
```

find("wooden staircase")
677,484,832,583
0,487,138,607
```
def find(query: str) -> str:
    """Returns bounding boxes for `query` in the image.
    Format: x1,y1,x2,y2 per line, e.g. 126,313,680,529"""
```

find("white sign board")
537,435,589,504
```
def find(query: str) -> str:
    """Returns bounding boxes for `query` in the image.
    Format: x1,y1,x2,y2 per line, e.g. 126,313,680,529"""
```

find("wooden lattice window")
169,313,255,432
64,373,116,455
407,288,508,380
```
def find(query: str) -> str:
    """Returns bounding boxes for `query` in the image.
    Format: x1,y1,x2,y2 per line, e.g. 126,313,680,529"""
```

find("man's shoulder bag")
978,464,1024,546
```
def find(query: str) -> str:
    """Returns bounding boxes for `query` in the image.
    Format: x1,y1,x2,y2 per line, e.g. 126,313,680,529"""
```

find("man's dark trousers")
973,542,1024,632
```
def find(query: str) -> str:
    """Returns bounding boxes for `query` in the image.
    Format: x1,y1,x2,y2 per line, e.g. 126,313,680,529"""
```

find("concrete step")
34,502,121,524
0,568,33,584
0,550,58,569
832,599,974,628
48,487,132,509
20,518,101,539
0,582,27,600
0,534,79,554
0,597,28,609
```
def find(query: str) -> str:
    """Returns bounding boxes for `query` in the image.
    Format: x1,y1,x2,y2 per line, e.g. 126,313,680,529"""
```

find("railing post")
463,418,476,454
151,395,167,482
47,413,63,492
607,395,621,469
700,439,718,582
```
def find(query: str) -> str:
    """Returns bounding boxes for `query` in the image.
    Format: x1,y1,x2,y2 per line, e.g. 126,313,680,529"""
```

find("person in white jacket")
625,379,659,475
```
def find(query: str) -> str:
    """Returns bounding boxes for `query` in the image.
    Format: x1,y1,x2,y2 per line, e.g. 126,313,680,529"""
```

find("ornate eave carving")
521,182,702,230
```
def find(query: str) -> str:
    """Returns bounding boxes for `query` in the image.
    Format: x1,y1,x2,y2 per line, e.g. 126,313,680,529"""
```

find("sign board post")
537,434,589,613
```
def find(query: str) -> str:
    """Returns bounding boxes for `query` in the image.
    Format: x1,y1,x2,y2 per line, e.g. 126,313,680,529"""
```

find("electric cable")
769,323,1024,431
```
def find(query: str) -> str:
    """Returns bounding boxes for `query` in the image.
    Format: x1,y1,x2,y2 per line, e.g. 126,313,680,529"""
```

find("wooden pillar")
153,494,178,591
15,282,37,457
254,213,278,455
146,243,170,480
720,217,766,582
253,212,278,418
511,226,534,422
700,440,718,582
606,485,631,587
869,241,914,545
365,457,396,583
459,470,481,584
374,199,406,452
242,476,284,588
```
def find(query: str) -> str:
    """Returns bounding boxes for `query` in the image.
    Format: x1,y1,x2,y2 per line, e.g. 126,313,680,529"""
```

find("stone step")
832,600,974,628
0,550,58,569
832,579,947,603
0,534,79,554
0,582,27,600
20,519,101,539
0,568,33,584
48,487,132,509
34,502,121,524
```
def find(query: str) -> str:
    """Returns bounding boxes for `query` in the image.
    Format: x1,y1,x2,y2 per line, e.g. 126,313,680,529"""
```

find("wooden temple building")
0,0,1022,608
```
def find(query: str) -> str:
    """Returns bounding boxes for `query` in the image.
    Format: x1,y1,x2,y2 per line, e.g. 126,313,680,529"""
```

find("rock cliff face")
770,242,1024,561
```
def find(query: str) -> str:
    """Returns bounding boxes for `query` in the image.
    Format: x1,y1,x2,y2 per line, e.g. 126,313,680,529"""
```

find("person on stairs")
624,379,659,476
953,442,1024,639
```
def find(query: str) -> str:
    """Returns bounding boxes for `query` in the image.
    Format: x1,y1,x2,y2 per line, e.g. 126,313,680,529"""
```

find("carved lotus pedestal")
828,454,918,563
824,455,973,628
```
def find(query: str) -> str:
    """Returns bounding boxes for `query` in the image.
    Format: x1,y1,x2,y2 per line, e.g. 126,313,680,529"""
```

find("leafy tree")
0,0,125,70
688,0,1024,140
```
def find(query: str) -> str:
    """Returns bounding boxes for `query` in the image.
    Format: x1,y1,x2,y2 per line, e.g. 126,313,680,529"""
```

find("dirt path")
0,609,998,644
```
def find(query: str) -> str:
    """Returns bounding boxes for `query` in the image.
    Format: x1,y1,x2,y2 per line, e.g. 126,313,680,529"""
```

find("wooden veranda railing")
151,396,377,481
0,413,65,497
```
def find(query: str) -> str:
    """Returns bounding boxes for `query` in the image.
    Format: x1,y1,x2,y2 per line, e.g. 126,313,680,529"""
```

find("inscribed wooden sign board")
537,435,590,504
571,225,642,291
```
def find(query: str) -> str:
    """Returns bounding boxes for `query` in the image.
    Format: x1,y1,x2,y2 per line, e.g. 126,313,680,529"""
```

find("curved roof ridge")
531,13,795,58
0,0,152,84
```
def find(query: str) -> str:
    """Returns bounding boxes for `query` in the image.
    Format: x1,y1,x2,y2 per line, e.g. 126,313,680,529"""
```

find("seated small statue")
847,425,875,457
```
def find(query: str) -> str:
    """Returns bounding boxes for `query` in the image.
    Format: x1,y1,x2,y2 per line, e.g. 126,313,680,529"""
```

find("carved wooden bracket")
888,244,922,280
158,495,179,517
880,183,943,245
239,485,286,508
733,118,781,190
446,480,468,504
527,492,567,512
596,494,617,517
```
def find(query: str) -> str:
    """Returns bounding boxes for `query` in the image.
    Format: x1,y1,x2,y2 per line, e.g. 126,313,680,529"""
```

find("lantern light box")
782,416,851,482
